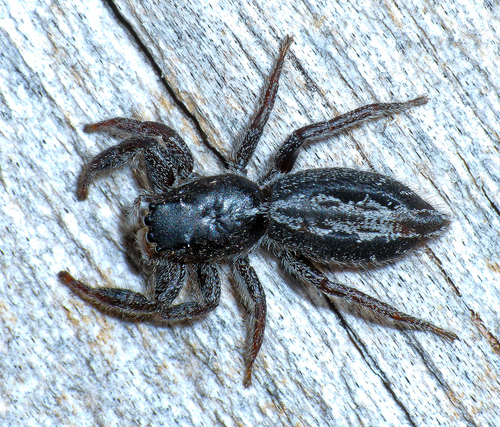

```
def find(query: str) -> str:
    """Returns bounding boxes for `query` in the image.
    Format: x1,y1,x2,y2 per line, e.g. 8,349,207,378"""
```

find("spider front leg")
232,257,267,387
266,96,428,178
79,118,194,199
58,262,220,322
277,250,458,342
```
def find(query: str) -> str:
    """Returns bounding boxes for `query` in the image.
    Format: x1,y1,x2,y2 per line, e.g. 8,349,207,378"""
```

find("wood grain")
1,0,499,425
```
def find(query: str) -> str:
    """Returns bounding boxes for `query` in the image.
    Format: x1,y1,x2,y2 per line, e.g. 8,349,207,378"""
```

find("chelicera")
59,36,457,387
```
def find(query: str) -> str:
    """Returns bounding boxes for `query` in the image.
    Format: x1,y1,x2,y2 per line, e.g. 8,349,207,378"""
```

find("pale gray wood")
1,0,499,426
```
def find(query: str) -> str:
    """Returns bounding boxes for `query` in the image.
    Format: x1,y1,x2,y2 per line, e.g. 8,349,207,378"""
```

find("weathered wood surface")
1,0,499,426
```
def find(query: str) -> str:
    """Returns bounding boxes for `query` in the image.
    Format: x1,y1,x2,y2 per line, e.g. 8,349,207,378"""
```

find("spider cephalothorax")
59,36,456,387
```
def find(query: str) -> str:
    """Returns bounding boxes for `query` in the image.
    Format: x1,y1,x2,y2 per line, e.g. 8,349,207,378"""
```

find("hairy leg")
79,118,194,198
232,257,267,387
233,36,293,172
152,261,187,305
78,136,154,199
58,262,220,322
267,96,428,177
158,263,221,321
277,250,457,341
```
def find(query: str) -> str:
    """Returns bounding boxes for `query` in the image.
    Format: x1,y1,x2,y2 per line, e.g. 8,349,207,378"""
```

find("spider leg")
233,36,293,172
58,270,164,317
79,118,194,199
78,136,156,200
57,262,219,322
152,261,187,305
266,96,428,177
232,257,267,387
277,250,458,342
157,263,221,321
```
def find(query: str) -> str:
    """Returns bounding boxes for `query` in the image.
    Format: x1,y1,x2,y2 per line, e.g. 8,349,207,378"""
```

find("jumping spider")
59,36,457,387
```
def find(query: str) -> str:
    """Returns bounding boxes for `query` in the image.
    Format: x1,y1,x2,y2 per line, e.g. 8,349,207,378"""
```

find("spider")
58,36,457,387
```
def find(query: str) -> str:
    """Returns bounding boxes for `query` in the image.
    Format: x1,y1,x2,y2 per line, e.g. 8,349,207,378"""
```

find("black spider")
59,36,457,387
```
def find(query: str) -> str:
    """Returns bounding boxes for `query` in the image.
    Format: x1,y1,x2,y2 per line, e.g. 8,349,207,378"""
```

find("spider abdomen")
267,168,449,264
